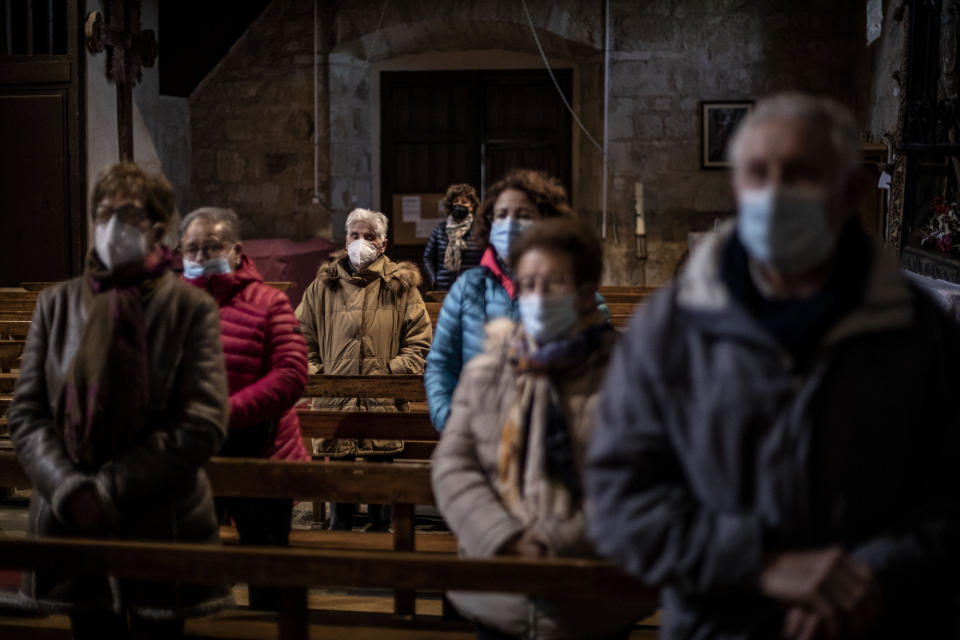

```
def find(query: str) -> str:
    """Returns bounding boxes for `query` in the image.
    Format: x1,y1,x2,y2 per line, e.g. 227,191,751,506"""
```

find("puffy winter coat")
432,319,653,638
183,255,309,462
425,256,518,431
421,219,484,290
295,252,432,457
586,225,960,640
7,271,232,618
426,250,610,432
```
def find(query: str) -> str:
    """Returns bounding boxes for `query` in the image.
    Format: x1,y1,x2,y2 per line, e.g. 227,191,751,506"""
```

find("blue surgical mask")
736,185,836,273
489,218,533,259
518,293,579,344
183,256,232,279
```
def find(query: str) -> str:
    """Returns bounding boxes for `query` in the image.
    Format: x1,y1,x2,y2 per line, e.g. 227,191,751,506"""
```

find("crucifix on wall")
84,0,157,161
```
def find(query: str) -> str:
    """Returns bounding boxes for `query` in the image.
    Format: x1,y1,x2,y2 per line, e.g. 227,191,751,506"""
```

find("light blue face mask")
518,293,579,344
736,185,837,273
183,256,232,280
489,217,533,260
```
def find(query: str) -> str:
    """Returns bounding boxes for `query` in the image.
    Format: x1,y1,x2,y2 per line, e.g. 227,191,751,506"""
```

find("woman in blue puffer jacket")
426,170,578,431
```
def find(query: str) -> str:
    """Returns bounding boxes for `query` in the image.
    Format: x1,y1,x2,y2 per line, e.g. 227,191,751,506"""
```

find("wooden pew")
423,300,642,329
0,321,32,336
301,374,435,461
0,538,657,640
424,285,659,305
305,374,426,402
0,452,436,615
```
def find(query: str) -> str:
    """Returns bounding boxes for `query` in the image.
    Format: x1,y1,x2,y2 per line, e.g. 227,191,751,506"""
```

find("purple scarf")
59,246,173,469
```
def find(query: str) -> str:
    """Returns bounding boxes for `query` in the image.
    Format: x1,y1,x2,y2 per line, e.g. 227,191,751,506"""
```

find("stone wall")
190,0,864,284
604,0,861,284
190,0,331,241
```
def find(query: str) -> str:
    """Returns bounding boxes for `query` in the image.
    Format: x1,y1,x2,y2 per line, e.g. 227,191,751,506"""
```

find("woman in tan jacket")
431,220,653,639
296,208,432,530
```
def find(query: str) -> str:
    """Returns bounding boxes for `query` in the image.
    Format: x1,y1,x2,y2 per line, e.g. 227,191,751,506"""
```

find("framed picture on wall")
700,101,754,169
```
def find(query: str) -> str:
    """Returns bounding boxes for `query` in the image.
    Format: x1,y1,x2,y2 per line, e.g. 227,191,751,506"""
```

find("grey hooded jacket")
585,225,960,640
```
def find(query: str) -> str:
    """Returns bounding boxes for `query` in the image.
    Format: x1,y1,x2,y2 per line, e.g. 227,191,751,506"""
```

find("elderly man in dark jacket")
586,94,960,640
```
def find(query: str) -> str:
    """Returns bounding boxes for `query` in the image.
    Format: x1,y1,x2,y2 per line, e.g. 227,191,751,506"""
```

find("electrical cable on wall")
519,0,609,237
312,0,320,204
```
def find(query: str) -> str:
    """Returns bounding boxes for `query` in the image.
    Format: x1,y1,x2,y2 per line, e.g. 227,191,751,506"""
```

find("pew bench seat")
219,526,458,554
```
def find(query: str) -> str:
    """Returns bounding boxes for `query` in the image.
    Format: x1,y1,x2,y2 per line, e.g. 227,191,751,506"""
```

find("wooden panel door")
381,69,573,254
0,0,85,286
481,70,572,198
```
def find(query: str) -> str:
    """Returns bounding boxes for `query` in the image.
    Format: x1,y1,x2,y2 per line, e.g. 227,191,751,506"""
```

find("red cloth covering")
241,237,337,309
183,255,309,462
480,247,516,299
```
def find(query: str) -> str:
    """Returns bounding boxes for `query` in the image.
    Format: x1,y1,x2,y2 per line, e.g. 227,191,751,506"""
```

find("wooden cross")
84,0,158,161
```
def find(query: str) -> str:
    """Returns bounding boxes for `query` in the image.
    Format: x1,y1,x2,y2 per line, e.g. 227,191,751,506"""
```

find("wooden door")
381,68,572,257
480,70,572,196
0,0,85,286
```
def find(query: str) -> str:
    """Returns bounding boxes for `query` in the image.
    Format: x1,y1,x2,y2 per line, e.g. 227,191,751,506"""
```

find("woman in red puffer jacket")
180,207,308,610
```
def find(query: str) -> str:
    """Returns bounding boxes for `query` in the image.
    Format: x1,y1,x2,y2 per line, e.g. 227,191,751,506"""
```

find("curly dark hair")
90,161,176,225
474,170,574,247
508,219,603,287
443,183,480,214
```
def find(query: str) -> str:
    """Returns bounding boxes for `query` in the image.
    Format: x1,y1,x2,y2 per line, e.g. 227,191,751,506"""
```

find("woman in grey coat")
432,221,653,639
7,162,232,638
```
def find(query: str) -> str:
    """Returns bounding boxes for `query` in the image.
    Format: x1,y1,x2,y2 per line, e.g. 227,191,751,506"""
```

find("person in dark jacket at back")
422,183,484,291
180,207,309,610
586,93,960,640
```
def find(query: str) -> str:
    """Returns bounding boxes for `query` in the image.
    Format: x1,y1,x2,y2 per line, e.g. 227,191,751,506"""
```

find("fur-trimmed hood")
317,250,422,293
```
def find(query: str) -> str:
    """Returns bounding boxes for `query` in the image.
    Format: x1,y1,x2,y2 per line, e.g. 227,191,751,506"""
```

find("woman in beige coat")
296,208,432,530
431,220,653,639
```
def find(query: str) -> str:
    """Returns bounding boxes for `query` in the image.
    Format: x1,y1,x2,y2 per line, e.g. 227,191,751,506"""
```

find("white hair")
728,93,860,180
345,208,388,241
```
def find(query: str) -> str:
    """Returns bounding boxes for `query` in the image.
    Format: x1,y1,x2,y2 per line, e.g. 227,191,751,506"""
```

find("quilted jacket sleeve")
422,224,442,289
295,280,324,375
229,287,308,429
387,287,432,375
425,275,467,431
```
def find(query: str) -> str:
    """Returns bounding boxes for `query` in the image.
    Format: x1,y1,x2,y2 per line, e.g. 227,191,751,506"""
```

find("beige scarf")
443,214,473,273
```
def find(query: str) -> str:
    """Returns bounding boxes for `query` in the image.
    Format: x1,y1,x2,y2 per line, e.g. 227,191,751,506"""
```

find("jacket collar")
480,247,516,299
319,251,422,292
676,221,914,346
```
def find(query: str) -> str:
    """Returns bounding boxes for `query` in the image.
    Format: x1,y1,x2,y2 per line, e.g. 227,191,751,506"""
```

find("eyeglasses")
180,241,231,261
515,275,576,296
94,204,149,226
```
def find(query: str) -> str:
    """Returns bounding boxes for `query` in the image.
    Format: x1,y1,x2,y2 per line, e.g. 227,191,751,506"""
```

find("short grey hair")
345,208,388,241
180,207,241,244
728,93,860,181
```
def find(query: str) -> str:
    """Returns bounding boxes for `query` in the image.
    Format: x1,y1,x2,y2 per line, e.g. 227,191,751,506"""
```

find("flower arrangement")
919,196,960,255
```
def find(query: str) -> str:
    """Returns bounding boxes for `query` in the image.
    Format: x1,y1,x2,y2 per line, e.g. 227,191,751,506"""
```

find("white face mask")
95,215,148,270
347,239,380,270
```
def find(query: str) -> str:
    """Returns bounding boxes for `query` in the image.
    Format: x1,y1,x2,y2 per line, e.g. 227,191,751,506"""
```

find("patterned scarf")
443,214,474,273
59,246,173,469
496,313,612,525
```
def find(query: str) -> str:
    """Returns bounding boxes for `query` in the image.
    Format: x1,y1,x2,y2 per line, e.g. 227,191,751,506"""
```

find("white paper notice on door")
416,219,441,238
401,196,421,222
